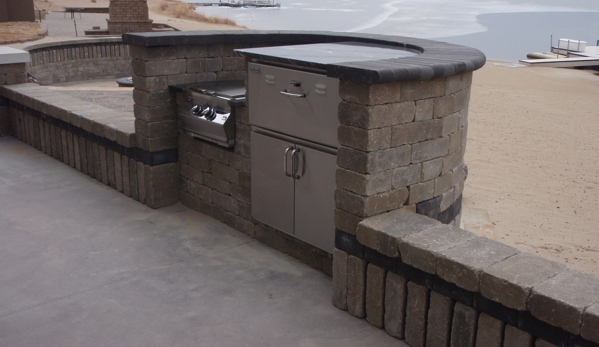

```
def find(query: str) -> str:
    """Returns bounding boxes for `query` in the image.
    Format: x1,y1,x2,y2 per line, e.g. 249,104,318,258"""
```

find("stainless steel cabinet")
251,130,336,253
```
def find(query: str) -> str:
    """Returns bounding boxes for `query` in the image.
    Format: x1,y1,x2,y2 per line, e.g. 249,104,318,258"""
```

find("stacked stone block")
332,209,599,347
335,73,470,239
130,43,253,209
0,84,146,204
0,62,27,136
26,39,131,85
107,0,153,35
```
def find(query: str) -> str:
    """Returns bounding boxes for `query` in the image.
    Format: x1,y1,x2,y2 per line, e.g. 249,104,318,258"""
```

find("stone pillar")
334,73,472,237
107,0,153,35
0,0,35,22
129,44,180,208
0,47,29,137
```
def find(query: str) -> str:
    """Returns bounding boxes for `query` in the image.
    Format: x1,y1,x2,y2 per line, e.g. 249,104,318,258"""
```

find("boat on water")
521,37,599,68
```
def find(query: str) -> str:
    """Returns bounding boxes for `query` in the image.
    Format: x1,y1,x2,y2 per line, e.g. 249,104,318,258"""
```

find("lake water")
186,0,599,62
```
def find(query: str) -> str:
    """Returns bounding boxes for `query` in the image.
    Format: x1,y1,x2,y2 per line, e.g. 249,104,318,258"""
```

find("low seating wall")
19,38,132,85
333,209,599,347
0,83,174,206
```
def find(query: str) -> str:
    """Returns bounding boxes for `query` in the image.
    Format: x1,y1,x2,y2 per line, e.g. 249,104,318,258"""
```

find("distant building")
0,0,35,23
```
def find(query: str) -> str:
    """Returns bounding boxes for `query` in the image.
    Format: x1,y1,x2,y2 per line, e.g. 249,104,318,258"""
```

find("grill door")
294,145,336,253
250,131,295,235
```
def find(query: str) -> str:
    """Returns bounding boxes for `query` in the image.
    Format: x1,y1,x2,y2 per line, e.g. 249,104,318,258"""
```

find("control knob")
201,107,217,121
190,105,203,116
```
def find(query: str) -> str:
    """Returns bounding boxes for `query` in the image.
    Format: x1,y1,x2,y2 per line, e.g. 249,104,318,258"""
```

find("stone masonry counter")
123,31,485,84
120,29,482,275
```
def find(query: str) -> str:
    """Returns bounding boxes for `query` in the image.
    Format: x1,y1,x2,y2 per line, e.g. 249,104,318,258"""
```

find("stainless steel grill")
178,80,246,148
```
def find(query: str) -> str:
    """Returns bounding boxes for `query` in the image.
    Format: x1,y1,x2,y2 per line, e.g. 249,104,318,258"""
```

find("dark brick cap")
436,237,519,292
582,303,599,344
122,30,486,84
528,269,599,335
480,252,567,311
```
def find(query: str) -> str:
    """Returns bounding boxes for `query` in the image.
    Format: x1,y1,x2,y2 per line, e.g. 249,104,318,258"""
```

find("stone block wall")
333,209,599,347
0,59,27,136
123,31,480,274
107,0,153,35
24,39,132,85
128,40,334,272
334,73,470,237
0,83,157,206
1,39,178,209
129,42,251,210
0,0,35,22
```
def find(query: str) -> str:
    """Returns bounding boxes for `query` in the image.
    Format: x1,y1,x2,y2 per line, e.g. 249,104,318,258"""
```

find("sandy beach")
10,1,599,277
465,63,599,276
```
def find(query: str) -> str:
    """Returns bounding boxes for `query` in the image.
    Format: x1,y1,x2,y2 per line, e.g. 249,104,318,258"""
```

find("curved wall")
21,38,132,85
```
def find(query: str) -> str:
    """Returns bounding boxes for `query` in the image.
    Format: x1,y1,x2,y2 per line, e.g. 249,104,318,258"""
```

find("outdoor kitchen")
120,31,477,273
3,30,597,347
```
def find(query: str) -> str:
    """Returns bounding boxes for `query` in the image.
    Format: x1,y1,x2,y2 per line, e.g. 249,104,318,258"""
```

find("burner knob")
191,105,203,116
201,107,217,121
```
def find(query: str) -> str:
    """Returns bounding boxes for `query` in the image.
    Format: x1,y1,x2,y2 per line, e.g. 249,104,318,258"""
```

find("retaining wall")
21,38,132,85
0,48,29,136
333,209,599,347
0,83,159,205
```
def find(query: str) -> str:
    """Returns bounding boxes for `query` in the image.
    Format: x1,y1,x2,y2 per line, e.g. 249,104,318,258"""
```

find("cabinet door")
250,131,295,235
294,145,337,253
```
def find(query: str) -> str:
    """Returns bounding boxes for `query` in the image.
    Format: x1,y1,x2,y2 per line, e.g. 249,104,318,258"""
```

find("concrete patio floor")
0,136,406,347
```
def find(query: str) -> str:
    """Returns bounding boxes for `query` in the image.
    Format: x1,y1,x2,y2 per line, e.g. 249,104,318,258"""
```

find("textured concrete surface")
0,137,406,347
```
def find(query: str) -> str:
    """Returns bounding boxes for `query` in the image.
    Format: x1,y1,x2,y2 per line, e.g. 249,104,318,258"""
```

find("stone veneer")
0,47,29,136
332,69,469,233
107,0,153,35
333,209,599,347
20,38,132,85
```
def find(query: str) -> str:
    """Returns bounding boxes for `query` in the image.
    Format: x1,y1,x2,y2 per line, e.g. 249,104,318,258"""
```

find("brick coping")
12,37,124,52
122,31,486,84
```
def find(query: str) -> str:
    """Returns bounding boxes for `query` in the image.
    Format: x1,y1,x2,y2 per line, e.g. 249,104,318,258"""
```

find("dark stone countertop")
122,30,486,84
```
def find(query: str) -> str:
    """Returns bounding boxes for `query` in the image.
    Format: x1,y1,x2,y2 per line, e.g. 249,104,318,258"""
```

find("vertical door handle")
284,146,294,177
290,148,301,179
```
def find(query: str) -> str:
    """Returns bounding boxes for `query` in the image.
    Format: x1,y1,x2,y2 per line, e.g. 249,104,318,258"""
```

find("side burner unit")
177,80,246,148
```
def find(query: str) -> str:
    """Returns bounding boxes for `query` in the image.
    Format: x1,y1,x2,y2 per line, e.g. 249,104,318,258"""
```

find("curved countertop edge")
122,30,486,84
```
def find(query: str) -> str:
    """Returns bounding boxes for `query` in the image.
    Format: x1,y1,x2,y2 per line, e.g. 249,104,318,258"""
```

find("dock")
520,39,599,68
192,0,280,7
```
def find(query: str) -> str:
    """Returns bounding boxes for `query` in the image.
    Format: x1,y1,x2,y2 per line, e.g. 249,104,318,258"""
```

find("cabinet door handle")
291,148,301,179
284,146,294,177
280,90,306,98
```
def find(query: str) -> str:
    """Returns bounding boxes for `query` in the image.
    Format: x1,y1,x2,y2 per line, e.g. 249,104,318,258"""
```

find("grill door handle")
284,146,294,177
290,148,301,179
280,90,306,98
